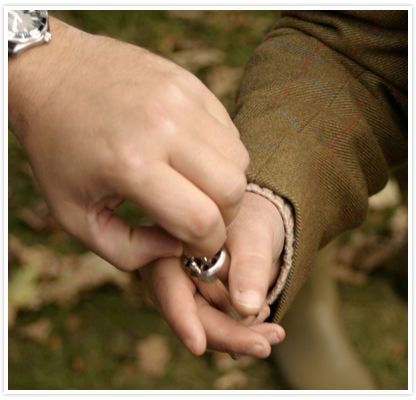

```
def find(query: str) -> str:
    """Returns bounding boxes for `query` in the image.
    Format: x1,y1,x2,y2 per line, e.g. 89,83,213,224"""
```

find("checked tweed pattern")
232,10,408,322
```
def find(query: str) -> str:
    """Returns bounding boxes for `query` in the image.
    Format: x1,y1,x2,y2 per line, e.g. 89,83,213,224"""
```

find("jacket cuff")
246,183,295,305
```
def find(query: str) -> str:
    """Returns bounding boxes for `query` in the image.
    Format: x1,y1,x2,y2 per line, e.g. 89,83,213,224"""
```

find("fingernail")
237,290,263,310
256,305,271,323
249,343,265,358
267,331,281,345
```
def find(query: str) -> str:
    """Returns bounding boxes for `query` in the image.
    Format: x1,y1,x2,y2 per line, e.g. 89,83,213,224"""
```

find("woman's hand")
140,192,286,357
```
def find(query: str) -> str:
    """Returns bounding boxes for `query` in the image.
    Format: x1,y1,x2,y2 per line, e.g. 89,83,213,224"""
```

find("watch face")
8,10,48,40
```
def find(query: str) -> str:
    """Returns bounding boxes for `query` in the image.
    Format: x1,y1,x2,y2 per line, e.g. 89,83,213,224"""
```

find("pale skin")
8,16,286,357
141,192,286,357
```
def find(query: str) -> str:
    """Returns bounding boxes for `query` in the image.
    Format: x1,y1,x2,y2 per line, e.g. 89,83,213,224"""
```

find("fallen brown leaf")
212,352,257,372
17,201,63,234
65,314,82,332
39,251,132,305
331,264,368,286
136,334,171,377
8,234,61,280
71,355,85,375
8,304,17,329
17,206,47,232
17,317,52,344
213,369,248,390
170,48,226,73
48,335,63,351
332,202,408,284
8,236,133,319
158,35,203,55
206,65,244,99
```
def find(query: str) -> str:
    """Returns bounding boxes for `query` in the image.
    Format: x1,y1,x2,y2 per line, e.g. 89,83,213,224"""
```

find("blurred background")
8,10,408,390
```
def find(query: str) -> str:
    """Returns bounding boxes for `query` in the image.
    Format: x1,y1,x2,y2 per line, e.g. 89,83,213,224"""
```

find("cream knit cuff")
246,183,295,305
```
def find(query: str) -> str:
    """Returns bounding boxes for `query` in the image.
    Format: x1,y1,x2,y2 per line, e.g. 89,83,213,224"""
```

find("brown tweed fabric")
232,10,408,323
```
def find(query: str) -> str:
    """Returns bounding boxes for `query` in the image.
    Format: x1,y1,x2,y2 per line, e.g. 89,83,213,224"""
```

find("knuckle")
187,205,221,241
219,172,247,208
117,254,135,272
159,78,189,109
110,142,145,176
236,144,250,171
141,97,175,133
172,69,203,92
144,80,192,136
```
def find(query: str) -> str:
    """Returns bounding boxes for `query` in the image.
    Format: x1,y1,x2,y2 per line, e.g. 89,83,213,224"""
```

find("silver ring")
182,247,226,279
182,246,241,361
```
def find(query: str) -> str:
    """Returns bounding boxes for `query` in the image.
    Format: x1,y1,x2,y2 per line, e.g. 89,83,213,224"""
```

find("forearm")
245,184,295,305
233,10,408,322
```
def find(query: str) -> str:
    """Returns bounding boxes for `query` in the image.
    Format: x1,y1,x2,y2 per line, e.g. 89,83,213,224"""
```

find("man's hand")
140,192,286,356
8,17,249,271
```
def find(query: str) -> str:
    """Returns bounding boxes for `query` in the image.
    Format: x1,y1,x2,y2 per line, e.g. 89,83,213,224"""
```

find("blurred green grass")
8,10,407,390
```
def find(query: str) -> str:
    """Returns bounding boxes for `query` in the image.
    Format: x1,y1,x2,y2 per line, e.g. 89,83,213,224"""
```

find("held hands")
140,192,286,357
8,17,284,357
8,17,249,271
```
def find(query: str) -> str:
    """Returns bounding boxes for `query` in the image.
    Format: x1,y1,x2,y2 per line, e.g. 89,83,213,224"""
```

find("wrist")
245,183,295,304
8,16,83,143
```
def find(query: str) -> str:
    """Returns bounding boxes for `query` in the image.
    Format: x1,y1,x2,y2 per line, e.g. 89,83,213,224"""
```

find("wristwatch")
8,10,51,57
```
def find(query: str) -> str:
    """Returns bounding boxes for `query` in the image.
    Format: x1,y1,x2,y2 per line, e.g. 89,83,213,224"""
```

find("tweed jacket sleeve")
232,10,408,323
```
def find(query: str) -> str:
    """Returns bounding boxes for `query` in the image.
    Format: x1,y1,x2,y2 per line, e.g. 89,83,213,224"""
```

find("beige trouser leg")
270,240,377,390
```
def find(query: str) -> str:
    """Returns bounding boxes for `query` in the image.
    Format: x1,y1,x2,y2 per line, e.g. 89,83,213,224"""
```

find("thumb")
226,192,284,316
61,204,182,271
